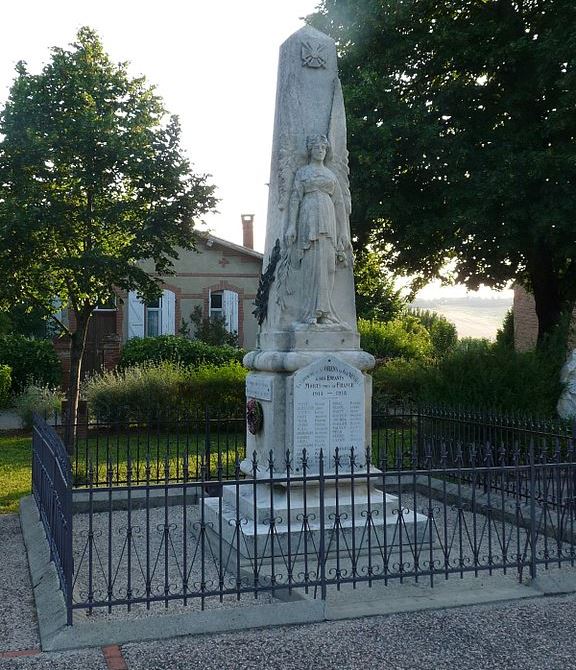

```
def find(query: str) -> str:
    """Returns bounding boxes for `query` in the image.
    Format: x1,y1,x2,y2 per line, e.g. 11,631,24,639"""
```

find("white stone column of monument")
243,26,375,476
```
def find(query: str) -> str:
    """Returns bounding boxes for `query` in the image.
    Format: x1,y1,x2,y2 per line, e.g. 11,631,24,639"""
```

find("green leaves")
0,27,217,324
354,249,407,321
310,0,576,339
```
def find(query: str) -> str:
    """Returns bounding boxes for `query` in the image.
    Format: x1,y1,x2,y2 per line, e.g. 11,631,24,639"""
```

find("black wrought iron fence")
65,410,246,487
31,405,576,624
67,442,576,617
64,405,575,489
31,413,73,625
372,405,576,506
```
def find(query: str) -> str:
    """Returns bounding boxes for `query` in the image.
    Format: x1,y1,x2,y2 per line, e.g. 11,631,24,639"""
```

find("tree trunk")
63,312,91,455
528,248,563,348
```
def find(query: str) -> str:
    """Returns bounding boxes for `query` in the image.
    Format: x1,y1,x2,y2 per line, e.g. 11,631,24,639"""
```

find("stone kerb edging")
19,496,69,650
19,495,325,651
20,487,576,652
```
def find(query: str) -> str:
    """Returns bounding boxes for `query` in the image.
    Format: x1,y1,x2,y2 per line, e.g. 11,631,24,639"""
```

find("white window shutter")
161,289,176,335
128,291,145,338
222,290,239,334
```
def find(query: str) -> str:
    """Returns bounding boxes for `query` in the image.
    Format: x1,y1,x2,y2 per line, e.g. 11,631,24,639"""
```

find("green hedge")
358,316,433,361
372,338,563,416
85,361,247,421
0,365,11,408
119,335,244,370
409,308,458,358
0,335,61,394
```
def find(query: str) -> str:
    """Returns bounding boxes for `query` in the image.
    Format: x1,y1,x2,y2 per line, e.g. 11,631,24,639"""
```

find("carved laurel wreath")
252,238,281,325
246,399,264,435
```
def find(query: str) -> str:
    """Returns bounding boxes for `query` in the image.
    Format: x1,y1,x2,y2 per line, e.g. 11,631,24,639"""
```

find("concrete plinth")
204,482,428,565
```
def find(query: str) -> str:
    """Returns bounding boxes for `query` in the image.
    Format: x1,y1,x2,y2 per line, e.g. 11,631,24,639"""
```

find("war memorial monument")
206,25,424,571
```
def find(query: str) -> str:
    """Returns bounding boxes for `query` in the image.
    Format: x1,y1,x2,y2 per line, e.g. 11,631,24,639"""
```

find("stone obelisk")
206,26,424,564
243,25,374,477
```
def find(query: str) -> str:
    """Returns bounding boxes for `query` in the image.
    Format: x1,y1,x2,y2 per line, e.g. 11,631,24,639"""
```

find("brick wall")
513,285,576,352
513,286,539,352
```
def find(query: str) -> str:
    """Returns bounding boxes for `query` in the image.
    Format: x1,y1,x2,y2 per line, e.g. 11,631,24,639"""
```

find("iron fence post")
319,449,326,601
416,408,423,465
529,439,537,580
65,461,73,626
204,406,211,481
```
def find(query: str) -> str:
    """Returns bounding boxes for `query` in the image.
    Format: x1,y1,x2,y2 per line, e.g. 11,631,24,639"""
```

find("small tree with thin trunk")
0,28,216,450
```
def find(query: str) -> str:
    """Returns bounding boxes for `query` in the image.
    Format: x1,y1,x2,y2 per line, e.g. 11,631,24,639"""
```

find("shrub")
187,306,239,347
85,361,247,421
0,334,61,393
495,308,515,349
118,335,244,370
85,362,184,421
372,336,564,416
182,362,247,414
371,358,430,409
410,308,458,358
0,365,11,408
358,316,433,361
14,384,63,429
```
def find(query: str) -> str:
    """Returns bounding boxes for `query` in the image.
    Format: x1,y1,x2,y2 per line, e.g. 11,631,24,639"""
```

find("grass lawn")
0,424,416,510
0,433,32,514
72,428,246,486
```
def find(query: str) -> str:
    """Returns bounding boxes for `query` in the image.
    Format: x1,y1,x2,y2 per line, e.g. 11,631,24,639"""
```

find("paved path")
0,412,22,431
3,511,576,669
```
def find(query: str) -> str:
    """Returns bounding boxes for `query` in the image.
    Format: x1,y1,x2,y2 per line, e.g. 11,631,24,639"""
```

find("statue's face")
310,141,327,162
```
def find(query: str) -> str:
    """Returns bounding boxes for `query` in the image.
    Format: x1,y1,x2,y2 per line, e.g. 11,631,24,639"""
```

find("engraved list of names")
293,356,365,471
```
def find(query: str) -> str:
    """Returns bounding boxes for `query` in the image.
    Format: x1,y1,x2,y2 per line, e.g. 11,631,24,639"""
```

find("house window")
128,289,176,339
209,289,238,335
146,298,161,337
209,291,223,320
95,293,117,311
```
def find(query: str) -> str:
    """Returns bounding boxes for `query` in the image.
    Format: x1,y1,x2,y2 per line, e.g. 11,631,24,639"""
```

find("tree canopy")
0,27,216,441
310,0,576,343
354,248,406,321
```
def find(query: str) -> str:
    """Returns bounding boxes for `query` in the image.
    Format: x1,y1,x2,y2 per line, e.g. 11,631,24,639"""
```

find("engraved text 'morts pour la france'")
293,356,365,471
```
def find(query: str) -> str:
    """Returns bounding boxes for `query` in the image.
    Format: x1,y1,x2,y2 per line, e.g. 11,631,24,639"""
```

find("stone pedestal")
242,355,372,475
204,481,427,584
204,353,427,569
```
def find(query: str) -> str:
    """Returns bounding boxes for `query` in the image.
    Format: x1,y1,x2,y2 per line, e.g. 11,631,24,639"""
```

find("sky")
0,0,512,304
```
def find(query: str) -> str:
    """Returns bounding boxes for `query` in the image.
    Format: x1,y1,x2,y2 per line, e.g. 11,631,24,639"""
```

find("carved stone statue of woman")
284,134,352,327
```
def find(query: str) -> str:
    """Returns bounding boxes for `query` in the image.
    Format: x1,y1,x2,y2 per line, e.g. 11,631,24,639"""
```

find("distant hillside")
410,297,512,340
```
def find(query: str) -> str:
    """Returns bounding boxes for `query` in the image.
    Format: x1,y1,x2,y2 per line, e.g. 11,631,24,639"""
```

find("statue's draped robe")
290,163,349,324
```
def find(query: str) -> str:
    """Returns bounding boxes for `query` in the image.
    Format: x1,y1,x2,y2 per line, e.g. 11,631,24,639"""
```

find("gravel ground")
70,489,566,623
0,649,106,670
0,515,39,652
118,594,576,670
5,504,576,669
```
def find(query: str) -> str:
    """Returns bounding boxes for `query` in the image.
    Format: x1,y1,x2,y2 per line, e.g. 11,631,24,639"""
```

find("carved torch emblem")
301,41,327,68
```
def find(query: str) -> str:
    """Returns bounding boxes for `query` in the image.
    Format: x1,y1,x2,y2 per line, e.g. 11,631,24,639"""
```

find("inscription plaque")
246,374,273,401
293,356,364,471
